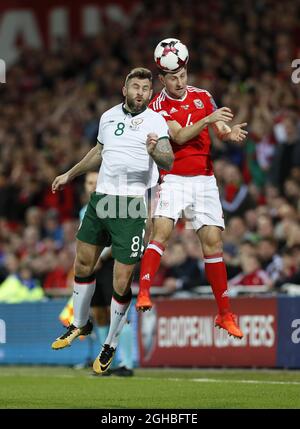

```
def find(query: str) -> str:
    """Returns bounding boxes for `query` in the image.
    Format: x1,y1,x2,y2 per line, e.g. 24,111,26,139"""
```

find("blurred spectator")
244,209,258,234
0,256,44,303
223,216,248,249
283,178,300,209
43,209,64,248
257,215,274,240
220,164,256,220
25,207,43,229
257,238,283,282
270,113,300,190
43,249,74,296
274,247,300,290
161,241,206,293
229,253,271,288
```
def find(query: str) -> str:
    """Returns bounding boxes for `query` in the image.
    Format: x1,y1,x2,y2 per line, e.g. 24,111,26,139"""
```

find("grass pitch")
0,366,300,409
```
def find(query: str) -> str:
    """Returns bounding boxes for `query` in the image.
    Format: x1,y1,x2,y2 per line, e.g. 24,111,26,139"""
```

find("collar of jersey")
162,88,188,102
122,103,147,117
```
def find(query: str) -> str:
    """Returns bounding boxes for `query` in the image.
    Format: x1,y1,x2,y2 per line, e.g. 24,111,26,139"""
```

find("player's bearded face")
161,67,188,99
125,79,152,113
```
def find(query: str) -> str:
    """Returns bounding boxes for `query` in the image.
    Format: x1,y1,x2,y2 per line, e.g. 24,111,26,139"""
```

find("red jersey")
149,85,217,176
229,270,270,287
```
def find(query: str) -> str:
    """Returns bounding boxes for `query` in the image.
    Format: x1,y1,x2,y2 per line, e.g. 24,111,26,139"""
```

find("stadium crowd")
1,0,300,301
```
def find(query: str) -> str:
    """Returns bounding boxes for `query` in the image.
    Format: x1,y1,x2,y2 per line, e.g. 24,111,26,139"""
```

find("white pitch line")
191,378,300,386
0,372,75,378
136,377,300,386
1,373,300,386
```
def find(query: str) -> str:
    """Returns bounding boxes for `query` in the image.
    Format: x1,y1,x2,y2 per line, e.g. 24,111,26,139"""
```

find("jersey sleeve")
158,110,174,123
149,98,174,122
203,91,218,115
155,113,170,140
97,115,103,144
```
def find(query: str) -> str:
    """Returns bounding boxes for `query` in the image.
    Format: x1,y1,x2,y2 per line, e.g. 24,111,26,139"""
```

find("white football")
154,38,189,73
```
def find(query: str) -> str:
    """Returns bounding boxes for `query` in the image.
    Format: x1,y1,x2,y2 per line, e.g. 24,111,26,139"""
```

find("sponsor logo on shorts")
130,252,138,258
159,200,169,209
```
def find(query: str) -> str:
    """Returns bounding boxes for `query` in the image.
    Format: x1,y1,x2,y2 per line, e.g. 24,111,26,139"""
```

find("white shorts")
154,174,225,231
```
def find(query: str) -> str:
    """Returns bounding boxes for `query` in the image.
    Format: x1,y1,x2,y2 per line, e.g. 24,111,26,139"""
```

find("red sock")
139,240,165,294
204,253,230,315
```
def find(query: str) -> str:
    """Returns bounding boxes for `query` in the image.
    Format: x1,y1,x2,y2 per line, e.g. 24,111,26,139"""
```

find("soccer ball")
154,38,189,73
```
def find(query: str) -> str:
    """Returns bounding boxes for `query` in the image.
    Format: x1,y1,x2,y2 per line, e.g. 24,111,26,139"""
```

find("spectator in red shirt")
43,248,73,296
229,254,271,287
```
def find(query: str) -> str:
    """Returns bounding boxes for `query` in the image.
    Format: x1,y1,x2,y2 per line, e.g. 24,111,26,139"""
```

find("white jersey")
96,103,169,196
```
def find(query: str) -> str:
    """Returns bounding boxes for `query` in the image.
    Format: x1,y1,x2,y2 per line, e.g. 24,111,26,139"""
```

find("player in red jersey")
136,52,248,339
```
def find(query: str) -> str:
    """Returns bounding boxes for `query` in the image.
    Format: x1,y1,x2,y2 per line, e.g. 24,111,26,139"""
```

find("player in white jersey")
50,68,174,374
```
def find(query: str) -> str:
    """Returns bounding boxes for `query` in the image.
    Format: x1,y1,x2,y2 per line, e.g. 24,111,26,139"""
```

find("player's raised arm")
52,142,103,193
167,107,234,145
146,133,174,171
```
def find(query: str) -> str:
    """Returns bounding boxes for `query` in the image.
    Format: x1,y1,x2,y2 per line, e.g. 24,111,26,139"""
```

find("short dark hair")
125,67,152,86
158,65,187,77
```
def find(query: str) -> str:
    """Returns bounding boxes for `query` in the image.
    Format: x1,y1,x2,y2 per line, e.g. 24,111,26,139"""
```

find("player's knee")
152,236,168,247
152,228,173,246
202,238,223,255
151,230,171,247
115,278,129,294
114,273,132,295
74,256,94,277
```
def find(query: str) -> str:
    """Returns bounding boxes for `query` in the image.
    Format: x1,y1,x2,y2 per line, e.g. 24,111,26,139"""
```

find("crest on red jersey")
194,99,204,109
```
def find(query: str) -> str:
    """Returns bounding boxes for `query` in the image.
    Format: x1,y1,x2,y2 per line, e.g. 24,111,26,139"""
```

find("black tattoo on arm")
151,137,174,171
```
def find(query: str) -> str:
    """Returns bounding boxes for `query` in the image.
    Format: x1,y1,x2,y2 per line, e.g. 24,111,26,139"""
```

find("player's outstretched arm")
168,107,233,145
146,134,174,171
213,121,248,142
52,143,103,193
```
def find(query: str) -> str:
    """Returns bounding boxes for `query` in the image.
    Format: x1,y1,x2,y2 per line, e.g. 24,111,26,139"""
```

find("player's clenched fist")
146,133,158,155
52,173,70,193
